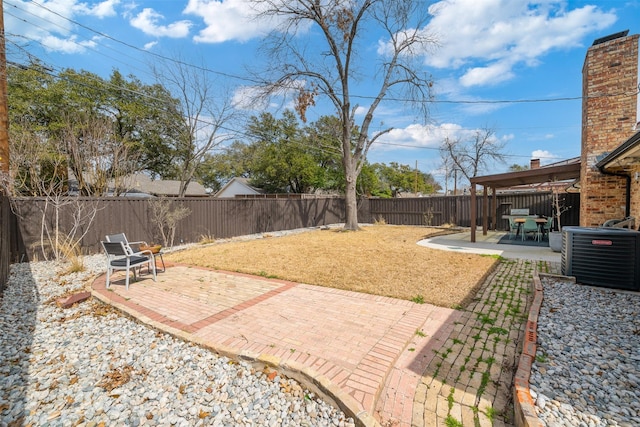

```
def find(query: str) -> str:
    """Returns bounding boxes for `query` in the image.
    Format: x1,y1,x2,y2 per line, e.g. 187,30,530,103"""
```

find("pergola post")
470,183,477,242
482,187,488,235
492,186,498,230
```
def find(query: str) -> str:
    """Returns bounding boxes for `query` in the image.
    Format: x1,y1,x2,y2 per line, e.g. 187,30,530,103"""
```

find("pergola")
469,159,582,242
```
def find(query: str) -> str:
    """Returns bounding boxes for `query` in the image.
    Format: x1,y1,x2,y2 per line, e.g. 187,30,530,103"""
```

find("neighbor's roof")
121,173,208,197
214,177,263,198
68,170,208,197
470,157,581,188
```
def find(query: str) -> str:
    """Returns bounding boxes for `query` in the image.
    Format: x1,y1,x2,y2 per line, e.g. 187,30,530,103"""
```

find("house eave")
596,131,640,171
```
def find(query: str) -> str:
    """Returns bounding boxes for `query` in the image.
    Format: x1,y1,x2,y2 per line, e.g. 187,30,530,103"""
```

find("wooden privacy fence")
368,192,580,230
0,196,10,294
9,197,348,261
4,192,580,263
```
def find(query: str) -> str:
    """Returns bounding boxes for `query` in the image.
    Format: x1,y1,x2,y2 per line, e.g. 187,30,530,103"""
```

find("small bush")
56,236,85,274
373,215,386,225
199,234,216,245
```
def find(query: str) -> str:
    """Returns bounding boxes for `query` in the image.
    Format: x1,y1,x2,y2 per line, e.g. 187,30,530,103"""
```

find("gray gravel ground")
530,276,640,427
0,255,355,427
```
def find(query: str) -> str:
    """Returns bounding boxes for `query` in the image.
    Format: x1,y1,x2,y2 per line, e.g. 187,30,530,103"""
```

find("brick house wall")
631,166,640,222
580,33,639,227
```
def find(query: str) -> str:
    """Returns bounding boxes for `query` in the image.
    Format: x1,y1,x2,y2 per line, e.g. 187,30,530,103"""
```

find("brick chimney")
530,159,540,169
580,31,640,227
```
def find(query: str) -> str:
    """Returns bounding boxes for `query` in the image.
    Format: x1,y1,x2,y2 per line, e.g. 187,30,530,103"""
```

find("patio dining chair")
543,217,553,238
522,218,540,241
101,241,157,290
508,217,519,239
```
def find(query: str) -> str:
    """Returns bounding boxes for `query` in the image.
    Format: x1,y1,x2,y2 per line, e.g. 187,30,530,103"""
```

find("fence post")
0,195,9,294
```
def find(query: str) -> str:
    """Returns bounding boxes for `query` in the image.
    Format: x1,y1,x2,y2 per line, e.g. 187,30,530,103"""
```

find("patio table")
535,218,548,241
514,217,526,239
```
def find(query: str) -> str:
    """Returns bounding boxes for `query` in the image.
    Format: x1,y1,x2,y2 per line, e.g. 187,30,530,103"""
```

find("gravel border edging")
513,271,576,427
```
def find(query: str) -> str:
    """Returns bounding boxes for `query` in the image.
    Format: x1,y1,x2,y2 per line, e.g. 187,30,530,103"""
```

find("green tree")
7,61,182,195
7,60,61,195
372,162,440,197
197,113,345,194
105,71,181,183
303,115,344,191
196,141,256,193
247,111,326,193
508,163,529,172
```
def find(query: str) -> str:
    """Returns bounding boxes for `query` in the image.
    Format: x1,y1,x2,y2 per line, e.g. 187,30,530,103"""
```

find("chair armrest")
137,249,155,258
128,241,148,253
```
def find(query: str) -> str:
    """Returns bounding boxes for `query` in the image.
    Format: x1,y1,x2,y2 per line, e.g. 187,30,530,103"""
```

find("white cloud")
184,0,275,43
40,34,96,54
532,149,560,164
5,0,120,54
375,123,465,151
74,0,120,18
130,8,192,38
459,61,515,87
232,79,309,111
421,0,617,87
143,41,158,50
232,86,269,110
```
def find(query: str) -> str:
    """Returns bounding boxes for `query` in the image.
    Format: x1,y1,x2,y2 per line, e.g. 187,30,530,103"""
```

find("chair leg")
157,253,165,272
148,254,156,276
125,267,131,290
106,266,111,288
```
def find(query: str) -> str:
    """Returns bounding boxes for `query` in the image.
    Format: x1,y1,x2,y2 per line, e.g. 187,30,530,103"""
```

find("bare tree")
61,112,141,196
440,127,507,183
151,57,238,197
10,137,100,262
8,116,105,262
251,0,436,230
148,198,191,248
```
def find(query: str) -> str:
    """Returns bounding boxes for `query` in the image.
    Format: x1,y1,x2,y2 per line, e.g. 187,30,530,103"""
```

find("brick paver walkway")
92,264,461,427
405,259,561,427
92,257,559,427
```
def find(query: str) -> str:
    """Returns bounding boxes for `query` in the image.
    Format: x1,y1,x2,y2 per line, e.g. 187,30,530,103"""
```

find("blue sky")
5,0,640,187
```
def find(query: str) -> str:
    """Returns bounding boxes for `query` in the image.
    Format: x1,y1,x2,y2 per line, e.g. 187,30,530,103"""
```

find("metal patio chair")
106,233,149,256
101,241,157,290
106,233,164,272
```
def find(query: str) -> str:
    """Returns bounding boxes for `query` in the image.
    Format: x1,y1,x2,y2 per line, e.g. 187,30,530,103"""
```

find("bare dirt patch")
165,225,498,308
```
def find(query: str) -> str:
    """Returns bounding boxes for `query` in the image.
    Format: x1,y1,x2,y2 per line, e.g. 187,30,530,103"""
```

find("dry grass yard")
165,225,499,308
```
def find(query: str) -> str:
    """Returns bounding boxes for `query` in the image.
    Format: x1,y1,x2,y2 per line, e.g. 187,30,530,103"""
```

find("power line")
5,0,614,107
4,0,626,173
12,0,257,84
12,0,640,108
2,59,587,164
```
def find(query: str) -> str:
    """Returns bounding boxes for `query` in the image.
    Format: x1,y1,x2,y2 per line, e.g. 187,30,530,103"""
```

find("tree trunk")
343,171,360,231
